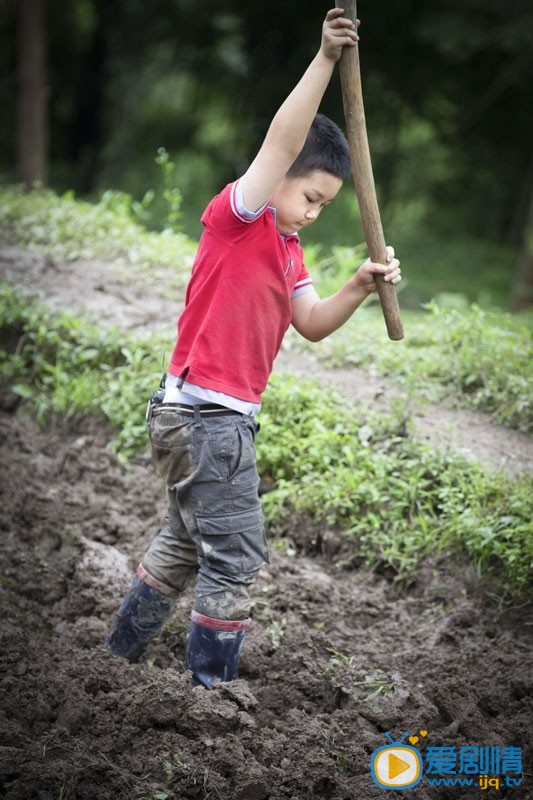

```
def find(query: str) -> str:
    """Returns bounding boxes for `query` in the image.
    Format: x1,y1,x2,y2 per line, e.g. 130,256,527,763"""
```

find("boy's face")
270,170,343,236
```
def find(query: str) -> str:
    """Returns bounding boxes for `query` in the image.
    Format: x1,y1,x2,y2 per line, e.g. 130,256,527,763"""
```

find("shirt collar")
267,205,300,241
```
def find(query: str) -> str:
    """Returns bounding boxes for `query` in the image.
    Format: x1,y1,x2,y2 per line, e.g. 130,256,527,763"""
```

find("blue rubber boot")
185,611,251,689
103,576,175,662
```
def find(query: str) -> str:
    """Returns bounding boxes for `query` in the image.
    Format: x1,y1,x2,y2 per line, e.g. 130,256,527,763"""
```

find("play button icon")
370,745,423,790
388,752,411,780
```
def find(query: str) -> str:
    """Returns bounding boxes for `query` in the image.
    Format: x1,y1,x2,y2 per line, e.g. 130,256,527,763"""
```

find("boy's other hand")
321,8,359,62
355,246,402,294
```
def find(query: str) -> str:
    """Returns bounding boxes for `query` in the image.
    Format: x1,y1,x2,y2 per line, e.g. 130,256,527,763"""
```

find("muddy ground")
0,247,532,800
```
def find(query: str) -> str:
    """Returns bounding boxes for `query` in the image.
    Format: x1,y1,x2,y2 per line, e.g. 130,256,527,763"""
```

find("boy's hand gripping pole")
335,0,404,340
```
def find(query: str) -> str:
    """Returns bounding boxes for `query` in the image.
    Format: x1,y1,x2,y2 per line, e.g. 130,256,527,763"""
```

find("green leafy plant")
324,648,397,708
154,147,183,233
257,373,533,594
0,184,195,283
289,299,532,432
0,284,169,460
254,604,287,653
162,749,189,786
1,286,531,594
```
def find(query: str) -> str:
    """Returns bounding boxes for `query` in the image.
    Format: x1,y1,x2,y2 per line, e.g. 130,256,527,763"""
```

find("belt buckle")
146,384,166,425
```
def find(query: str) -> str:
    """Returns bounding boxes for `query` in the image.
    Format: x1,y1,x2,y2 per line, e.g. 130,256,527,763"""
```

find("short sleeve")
291,264,314,298
232,180,269,222
201,180,268,235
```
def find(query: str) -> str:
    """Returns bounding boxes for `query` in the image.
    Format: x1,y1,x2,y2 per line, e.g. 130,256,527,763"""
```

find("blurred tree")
1,0,532,303
511,165,533,310
17,0,47,187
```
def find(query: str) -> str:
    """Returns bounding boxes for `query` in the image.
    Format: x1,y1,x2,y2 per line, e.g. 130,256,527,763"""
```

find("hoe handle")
335,0,404,340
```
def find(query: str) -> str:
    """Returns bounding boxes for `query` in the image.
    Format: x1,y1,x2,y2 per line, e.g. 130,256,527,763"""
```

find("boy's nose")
305,208,319,221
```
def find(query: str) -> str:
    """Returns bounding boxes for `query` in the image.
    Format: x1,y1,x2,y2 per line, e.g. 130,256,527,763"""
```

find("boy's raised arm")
239,8,358,214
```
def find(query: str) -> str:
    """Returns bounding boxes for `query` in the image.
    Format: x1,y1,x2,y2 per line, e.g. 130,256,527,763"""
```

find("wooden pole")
335,0,404,340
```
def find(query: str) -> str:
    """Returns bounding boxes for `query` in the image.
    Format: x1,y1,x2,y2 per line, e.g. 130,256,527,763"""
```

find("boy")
103,8,401,688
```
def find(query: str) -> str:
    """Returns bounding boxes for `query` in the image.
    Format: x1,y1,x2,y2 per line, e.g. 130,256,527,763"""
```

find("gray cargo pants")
142,404,269,620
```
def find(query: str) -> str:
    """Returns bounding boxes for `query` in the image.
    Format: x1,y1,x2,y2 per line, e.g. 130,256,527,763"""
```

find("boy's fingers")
325,9,355,26
368,258,400,273
324,9,361,29
328,16,355,30
384,261,401,282
332,34,358,46
323,9,359,46
325,8,346,19
328,27,359,45
386,258,400,274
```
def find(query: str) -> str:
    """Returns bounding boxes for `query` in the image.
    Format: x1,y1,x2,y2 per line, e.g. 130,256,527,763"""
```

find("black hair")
287,113,351,181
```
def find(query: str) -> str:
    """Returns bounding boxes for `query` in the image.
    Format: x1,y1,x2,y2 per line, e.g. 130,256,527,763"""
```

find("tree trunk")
17,0,47,188
511,213,533,311
512,233,533,311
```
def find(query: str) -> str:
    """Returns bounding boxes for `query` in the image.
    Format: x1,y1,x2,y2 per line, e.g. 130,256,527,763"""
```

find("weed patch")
1,287,531,595
0,284,169,460
293,300,533,433
258,374,532,595
2,186,530,432
0,185,196,289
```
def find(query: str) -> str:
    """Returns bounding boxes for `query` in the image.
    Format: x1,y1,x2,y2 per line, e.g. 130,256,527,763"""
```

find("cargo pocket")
196,505,269,578
149,411,196,487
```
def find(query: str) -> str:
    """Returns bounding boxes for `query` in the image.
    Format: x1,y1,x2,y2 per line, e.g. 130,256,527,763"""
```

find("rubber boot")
185,611,251,689
103,575,175,662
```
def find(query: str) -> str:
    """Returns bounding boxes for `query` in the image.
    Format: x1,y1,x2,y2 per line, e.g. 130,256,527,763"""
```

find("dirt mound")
0,408,531,799
1,246,532,797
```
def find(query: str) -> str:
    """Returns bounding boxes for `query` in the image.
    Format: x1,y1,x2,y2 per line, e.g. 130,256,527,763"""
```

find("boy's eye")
306,194,329,208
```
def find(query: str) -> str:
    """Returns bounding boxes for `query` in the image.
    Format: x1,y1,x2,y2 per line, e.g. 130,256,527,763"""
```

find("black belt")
152,403,241,417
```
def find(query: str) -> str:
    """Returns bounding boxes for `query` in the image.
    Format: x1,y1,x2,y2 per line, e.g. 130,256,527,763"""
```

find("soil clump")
0,247,531,798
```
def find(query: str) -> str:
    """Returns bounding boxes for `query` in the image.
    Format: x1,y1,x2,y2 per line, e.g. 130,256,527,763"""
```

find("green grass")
0,187,531,594
1,284,531,596
288,288,533,433
0,184,196,290
0,283,169,459
258,373,532,595
1,184,530,431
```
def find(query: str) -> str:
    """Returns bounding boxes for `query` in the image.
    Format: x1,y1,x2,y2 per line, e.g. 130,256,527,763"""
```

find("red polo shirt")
168,181,313,404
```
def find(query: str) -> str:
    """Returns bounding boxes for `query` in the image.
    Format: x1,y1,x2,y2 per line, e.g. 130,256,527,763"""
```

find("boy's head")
286,113,351,181
270,114,351,236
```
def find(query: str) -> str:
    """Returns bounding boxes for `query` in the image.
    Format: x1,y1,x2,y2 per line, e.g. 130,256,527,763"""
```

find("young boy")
103,8,401,688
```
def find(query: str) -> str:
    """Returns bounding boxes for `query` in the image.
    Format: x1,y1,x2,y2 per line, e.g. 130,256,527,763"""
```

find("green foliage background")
1,0,532,309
